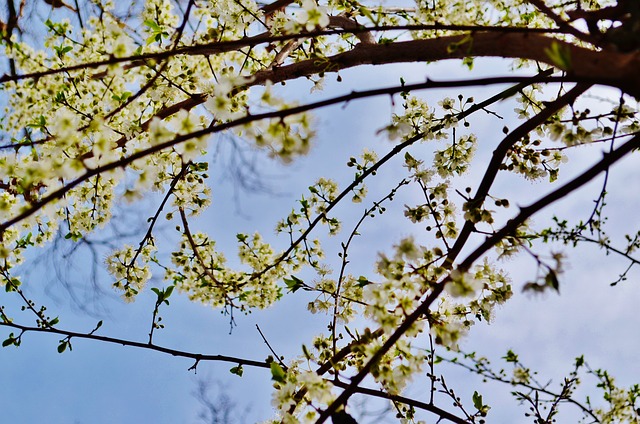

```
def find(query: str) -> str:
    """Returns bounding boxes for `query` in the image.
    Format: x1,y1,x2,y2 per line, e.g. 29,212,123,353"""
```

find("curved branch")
0,320,270,369
332,380,468,424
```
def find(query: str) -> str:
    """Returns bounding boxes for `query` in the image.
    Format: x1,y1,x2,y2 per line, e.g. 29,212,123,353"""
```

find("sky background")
1,7,639,423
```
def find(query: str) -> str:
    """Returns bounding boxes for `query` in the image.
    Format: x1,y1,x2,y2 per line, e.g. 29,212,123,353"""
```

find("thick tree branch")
252,33,640,96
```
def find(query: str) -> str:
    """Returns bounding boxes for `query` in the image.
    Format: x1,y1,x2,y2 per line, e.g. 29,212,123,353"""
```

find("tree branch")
0,320,270,369
252,33,640,97
332,380,468,424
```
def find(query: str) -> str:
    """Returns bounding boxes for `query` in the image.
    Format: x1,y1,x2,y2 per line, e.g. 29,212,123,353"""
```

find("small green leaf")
302,344,311,360
270,362,286,383
143,20,161,31
472,391,483,410
16,233,34,248
164,285,174,299
356,276,371,288
57,341,67,353
230,364,244,377
284,275,304,293
358,6,375,24
545,269,560,292
2,334,16,347
6,278,20,292
544,41,572,71
503,350,518,363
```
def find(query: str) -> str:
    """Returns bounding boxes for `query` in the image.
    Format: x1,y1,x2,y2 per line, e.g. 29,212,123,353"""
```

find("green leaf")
230,364,244,377
284,275,304,293
472,390,490,415
2,334,15,347
270,362,286,383
503,350,518,363
356,276,371,288
64,232,81,242
544,41,572,71
16,233,33,248
358,6,375,24
6,278,20,292
472,391,483,410
57,341,67,353
545,269,560,292
164,285,174,299
143,20,161,31
302,344,312,360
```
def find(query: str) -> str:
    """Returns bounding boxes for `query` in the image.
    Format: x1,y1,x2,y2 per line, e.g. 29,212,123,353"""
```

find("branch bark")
252,32,640,97
0,320,270,369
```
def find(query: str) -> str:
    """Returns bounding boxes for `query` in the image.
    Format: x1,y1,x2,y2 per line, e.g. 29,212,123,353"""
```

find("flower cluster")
167,231,293,310
107,244,157,301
